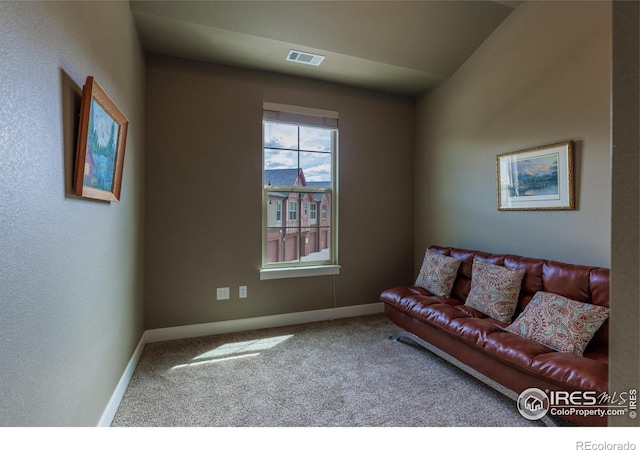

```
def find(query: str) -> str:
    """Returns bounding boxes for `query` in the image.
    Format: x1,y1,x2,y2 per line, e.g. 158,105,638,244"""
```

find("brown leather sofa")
380,245,609,426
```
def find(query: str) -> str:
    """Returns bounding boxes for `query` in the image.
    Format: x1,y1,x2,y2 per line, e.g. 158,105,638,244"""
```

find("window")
310,203,317,221
262,102,339,279
288,201,297,220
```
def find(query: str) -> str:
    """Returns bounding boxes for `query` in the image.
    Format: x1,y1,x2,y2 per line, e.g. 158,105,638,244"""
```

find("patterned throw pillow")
506,291,609,356
415,250,462,297
464,259,525,323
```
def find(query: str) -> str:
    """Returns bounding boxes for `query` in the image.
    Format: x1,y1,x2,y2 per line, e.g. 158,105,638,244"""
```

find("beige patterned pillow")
506,291,609,356
464,259,525,323
415,250,462,297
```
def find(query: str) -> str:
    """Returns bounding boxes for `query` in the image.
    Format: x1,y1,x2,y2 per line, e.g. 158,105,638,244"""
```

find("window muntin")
262,104,337,270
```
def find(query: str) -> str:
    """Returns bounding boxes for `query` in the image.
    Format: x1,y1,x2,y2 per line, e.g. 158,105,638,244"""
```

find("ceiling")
130,1,521,97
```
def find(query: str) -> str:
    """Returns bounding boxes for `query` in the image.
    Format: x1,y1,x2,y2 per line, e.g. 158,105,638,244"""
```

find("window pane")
265,192,331,264
266,227,301,263
266,227,331,264
299,126,333,152
264,122,298,149
300,151,331,183
264,149,302,188
266,227,289,263
301,226,331,262
264,148,298,172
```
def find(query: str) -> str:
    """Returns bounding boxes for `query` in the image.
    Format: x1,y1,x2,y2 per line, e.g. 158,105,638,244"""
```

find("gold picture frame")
74,76,128,202
497,141,575,211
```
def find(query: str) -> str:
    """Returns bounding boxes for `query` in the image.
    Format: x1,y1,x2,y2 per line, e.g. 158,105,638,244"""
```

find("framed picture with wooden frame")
74,76,128,202
497,141,575,211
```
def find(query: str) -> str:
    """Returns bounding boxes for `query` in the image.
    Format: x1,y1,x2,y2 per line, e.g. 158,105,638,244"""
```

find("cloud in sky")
264,149,297,170
303,164,332,182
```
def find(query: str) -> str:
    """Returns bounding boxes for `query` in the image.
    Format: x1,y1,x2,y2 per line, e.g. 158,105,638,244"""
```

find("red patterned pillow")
464,259,525,323
415,250,462,297
506,291,609,356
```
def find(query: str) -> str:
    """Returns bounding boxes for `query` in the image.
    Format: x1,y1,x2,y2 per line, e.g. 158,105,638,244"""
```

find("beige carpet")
111,313,544,427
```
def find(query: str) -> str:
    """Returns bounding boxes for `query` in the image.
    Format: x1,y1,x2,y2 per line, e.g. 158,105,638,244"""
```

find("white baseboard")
97,336,146,427
143,302,384,343
98,302,383,426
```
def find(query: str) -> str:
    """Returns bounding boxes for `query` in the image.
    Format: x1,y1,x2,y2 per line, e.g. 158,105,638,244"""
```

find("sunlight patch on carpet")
170,335,294,369
193,334,294,360
171,353,261,369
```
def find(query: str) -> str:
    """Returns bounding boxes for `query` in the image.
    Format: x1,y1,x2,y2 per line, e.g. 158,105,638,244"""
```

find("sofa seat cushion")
402,304,512,349
415,304,478,331
481,332,607,391
481,331,554,369
380,291,455,320
380,286,431,304
445,317,507,346
381,287,463,311
530,352,608,392
382,287,510,346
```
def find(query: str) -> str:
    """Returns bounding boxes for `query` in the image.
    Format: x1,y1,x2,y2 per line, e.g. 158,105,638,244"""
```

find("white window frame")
288,201,298,221
261,102,340,280
310,203,317,221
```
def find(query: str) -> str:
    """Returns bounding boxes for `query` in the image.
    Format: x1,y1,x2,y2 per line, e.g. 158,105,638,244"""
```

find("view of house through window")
263,103,338,268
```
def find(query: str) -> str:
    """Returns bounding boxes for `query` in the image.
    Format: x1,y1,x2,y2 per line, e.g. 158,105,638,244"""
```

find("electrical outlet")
239,286,247,298
216,287,230,300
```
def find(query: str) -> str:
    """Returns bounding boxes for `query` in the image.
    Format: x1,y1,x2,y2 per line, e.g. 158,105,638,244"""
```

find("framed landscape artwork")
497,141,575,211
74,76,128,202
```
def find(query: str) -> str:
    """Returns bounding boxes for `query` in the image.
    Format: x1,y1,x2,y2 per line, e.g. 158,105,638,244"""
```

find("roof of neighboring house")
264,169,330,201
307,181,331,201
264,168,303,187
307,181,330,188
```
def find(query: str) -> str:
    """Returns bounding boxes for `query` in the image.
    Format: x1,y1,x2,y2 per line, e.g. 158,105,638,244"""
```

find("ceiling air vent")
286,50,325,66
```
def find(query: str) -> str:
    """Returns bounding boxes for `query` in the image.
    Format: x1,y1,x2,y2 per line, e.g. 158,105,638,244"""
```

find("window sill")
260,264,341,280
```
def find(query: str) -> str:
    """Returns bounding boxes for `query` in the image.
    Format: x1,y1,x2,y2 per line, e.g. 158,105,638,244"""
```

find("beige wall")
415,1,611,269
0,2,145,426
144,55,415,329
